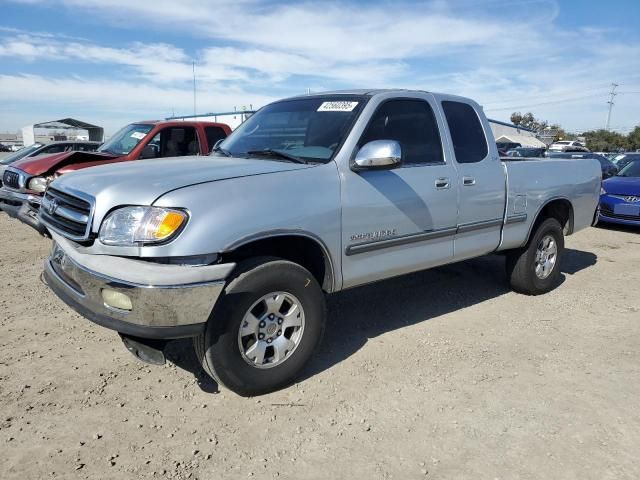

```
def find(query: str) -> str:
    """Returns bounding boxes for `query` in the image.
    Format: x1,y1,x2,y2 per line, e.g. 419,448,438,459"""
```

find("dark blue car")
599,160,640,227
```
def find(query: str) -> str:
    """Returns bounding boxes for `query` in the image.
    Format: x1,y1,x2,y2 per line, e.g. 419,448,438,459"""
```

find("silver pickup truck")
40,89,600,396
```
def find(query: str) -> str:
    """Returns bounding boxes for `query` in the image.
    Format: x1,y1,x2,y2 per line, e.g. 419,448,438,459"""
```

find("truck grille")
40,187,93,240
3,170,21,189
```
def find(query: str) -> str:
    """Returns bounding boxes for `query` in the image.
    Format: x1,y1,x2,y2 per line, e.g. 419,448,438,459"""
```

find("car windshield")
0,143,44,164
216,96,367,163
617,160,640,177
98,123,154,156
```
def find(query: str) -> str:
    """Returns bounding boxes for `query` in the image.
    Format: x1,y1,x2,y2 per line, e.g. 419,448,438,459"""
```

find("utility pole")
605,83,618,131
192,61,197,117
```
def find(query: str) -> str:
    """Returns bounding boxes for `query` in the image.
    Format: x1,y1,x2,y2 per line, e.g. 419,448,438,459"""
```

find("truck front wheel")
194,258,326,396
506,217,564,295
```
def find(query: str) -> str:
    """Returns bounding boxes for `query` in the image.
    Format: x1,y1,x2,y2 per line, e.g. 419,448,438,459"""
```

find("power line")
605,83,618,131
484,93,605,112
482,85,610,107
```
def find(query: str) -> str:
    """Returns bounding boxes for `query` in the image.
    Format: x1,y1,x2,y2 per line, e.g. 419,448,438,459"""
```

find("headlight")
99,206,187,246
600,186,606,195
27,176,51,193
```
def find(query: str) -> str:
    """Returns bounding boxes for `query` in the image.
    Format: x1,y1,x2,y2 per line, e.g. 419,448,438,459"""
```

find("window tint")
359,99,443,165
42,144,69,154
146,127,199,158
205,127,227,152
442,101,488,164
75,143,99,152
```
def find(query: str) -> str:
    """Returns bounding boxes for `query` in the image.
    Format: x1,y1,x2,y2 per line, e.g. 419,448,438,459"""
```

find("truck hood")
12,151,118,176
50,155,314,225
603,176,640,196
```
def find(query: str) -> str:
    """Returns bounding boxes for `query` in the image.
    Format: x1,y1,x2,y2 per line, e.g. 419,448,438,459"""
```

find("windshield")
98,123,154,156
0,143,44,164
617,160,640,177
216,96,367,163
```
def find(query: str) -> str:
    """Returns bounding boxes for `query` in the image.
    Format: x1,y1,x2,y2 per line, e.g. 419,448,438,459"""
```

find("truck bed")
499,157,601,250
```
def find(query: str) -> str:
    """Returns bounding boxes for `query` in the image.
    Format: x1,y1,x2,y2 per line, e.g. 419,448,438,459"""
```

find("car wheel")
506,217,564,295
194,257,326,396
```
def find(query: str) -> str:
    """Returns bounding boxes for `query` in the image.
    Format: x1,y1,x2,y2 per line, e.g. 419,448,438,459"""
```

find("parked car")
0,141,100,171
599,160,640,226
506,147,547,158
610,152,640,171
496,141,521,151
546,152,619,179
0,121,231,234
39,89,601,396
0,141,101,195
9,144,23,152
548,140,588,152
0,143,11,152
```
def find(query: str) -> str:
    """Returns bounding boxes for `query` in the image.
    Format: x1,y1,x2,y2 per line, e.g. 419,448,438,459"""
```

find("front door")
340,95,459,288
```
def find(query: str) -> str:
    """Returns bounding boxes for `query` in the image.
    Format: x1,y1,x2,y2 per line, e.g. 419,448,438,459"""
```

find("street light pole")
193,61,197,117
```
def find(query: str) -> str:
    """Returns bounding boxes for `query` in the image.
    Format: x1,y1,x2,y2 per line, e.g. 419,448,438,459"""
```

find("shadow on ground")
166,248,597,393
596,222,640,235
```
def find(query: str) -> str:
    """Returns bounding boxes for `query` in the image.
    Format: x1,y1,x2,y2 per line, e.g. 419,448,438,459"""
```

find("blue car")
599,160,640,227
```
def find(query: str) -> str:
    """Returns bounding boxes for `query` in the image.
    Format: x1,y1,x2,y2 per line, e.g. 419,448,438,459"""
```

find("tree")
627,126,640,151
510,112,548,132
583,129,629,152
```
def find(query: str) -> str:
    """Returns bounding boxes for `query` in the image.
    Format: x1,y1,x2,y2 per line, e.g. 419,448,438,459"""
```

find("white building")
489,119,546,148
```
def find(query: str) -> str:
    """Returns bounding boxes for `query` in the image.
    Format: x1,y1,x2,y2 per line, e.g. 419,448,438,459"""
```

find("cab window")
441,101,488,164
359,99,444,165
145,127,199,158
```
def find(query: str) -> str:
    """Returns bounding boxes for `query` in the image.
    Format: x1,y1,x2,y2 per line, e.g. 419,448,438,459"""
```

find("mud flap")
119,334,167,365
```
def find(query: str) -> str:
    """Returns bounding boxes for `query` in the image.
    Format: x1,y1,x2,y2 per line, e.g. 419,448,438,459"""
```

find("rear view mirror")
352,140,402,171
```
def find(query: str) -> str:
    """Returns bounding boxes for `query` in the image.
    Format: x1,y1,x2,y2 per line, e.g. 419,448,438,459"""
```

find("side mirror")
140,144,157,159
352,140,402,171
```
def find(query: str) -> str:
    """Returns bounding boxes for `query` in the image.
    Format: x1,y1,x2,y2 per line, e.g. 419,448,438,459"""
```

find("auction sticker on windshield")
130,131,147,140
317,101,359,112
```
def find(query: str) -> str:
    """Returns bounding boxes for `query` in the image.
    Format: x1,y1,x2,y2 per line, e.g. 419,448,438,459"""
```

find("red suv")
0,120,231,235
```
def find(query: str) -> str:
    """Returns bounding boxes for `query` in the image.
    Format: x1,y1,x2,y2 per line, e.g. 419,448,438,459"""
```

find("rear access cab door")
338,92,459,288
438,96,506,261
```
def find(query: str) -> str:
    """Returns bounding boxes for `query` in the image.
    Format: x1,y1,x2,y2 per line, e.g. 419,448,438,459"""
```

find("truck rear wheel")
194,257,326,396
506,217,564,295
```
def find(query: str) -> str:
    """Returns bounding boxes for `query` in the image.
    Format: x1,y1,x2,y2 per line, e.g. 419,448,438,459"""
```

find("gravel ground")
1,213,638,480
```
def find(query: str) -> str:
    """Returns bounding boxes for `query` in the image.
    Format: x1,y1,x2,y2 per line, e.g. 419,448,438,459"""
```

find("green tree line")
511,111,640,152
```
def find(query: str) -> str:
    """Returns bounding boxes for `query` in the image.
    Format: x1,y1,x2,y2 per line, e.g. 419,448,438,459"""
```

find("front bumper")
0,187,47,235
599,195,640,227
43,234,236,339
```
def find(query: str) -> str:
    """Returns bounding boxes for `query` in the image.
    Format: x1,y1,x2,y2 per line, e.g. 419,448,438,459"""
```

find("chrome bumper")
43,236,235,339
0,187,46,235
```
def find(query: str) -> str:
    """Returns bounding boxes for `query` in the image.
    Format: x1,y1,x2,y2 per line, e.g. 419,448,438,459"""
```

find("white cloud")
2,0,640,132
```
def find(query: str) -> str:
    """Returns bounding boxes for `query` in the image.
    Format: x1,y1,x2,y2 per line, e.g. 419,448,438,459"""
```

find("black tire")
194,257,326,396
506,217,564,295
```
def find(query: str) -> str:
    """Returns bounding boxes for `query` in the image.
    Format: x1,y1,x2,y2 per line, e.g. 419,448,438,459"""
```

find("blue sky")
1,0,639,135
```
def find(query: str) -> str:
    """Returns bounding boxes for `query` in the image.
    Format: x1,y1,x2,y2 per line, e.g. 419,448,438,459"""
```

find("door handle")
435,177,450,189
463,176,476,186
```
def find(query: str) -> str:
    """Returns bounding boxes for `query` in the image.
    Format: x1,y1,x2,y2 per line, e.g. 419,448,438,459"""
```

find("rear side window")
442,101,488,164
205,127,227,152
359,99,444,165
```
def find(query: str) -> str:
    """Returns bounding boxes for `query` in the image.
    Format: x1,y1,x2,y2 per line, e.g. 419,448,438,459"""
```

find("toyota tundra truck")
0,120,231,235
39,90,601,396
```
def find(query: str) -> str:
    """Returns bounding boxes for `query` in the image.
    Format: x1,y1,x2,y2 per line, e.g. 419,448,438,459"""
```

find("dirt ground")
1,213,638,480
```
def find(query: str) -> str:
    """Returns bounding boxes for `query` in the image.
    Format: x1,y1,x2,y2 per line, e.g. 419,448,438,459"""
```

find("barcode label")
317,101,359,112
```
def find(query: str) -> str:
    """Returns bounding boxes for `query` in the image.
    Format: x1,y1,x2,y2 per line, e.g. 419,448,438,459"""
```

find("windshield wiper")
211,145,232,157
246,149,307,164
